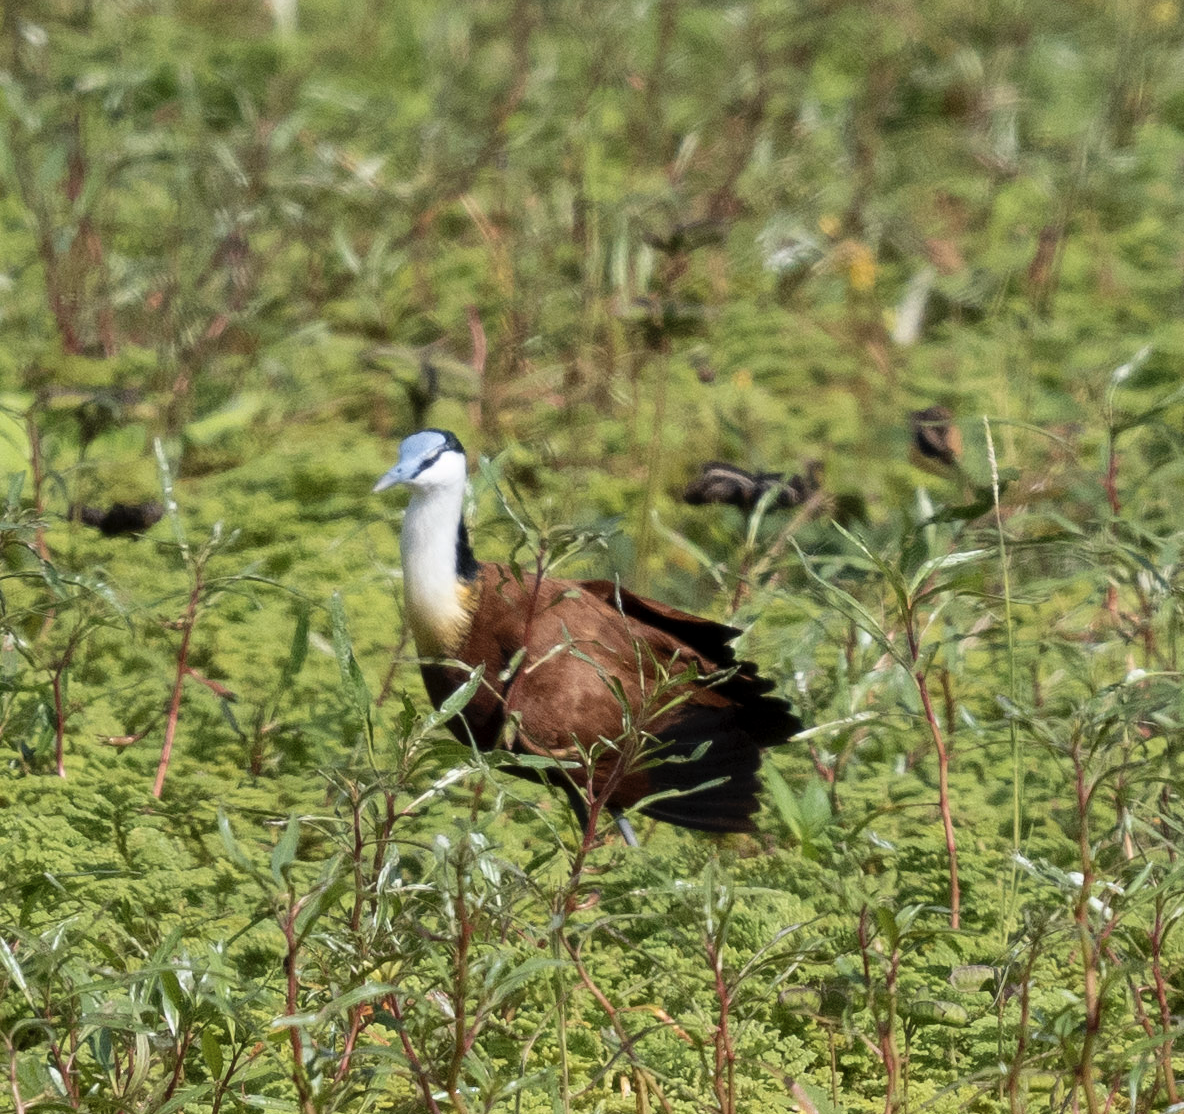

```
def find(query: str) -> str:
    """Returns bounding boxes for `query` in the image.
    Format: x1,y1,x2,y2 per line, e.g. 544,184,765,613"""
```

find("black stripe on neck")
456,521,479,582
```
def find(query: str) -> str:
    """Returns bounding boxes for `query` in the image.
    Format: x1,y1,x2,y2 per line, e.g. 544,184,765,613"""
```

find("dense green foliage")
3,0,1184,1111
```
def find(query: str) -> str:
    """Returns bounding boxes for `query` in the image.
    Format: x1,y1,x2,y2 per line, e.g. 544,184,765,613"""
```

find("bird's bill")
373,429,450,492
372,464,411,493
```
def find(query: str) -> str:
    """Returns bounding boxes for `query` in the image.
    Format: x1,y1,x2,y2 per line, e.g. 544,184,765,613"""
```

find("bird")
375,429,801,842
683,460,823,513
70,500,164,537
909,406,963,471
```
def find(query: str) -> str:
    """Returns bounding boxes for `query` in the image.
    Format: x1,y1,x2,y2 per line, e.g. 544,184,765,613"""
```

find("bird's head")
374,428,468,495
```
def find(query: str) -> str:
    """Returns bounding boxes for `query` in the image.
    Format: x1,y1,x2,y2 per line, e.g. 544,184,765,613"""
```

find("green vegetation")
4,0,1184,1110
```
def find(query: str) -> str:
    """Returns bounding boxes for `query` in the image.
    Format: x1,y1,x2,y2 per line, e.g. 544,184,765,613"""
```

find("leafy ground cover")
3,0,1184,1111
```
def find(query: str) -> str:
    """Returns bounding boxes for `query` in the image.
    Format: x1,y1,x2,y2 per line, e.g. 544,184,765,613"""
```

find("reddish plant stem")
561,934,675,1114
1149,899,1179,1104
38,226,82,354
209,1042,246,1114
43,1028,78,1108
370,789,397,896
332,1004,367,1087
1005,935,1041,1112
385,994,444,1114
375,624,413,708
160,1029,193,1105
905,623,960,929
47,625,83,771
501,544,622,848
1126,973,1166,1107
153,570,203,798
6,1037,27,1114
50,643,77,779
938,666,956,738
1104,432,1121,517
183,666,235,700
1071,741,1101,1114
466,304,487,377
706,935,736,1114
858,906,900,1114
336,783,374,1088
279,898,316,1114
444,855,475,1112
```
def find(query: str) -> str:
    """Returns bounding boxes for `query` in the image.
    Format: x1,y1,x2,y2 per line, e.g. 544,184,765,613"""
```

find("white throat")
400,479,473,656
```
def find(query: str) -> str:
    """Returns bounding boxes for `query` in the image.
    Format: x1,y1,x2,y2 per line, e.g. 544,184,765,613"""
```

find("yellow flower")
734,368,753,390
819,215,841,238
849,246,876,291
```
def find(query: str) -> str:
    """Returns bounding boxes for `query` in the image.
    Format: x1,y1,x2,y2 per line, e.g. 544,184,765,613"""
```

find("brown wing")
422,564,800,832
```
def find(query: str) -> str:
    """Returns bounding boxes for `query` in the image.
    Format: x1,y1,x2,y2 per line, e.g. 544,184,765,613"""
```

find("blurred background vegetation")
4,0,1184,1110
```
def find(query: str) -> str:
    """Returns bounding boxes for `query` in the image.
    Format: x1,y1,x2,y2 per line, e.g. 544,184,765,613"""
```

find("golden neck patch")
406,577,478,657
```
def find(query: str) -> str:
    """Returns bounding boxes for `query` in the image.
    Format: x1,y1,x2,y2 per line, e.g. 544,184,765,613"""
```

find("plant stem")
6,1036,27,1114
905,622,960,929
280,897,316,1114
560,933,673,1114
445,851,474,1112
153,570,203,798
1005,934,1041,1113
386,994,444,1114
1071,740,1101,1114
50,643,77,779
858,906,901,1114
1149,897,1179,1104
986,419,1024,939
706,935,735,1114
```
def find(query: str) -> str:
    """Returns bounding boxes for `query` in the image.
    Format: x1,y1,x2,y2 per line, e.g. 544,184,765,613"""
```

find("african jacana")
375,429,801,842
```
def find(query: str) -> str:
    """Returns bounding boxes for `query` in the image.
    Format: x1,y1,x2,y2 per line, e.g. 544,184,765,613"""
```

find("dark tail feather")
637,696,802,833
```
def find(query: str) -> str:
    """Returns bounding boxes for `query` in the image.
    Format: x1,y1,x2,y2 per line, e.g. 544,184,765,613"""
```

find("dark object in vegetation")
625,295,706,350
910,406,963,469
375,429,801,839
642,216,729,255
71,501,164,537
683,460,823,513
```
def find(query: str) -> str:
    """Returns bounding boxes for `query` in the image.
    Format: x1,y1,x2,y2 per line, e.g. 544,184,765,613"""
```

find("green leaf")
791,537,906,668
280,603,310,686
903,999,969,1027
0,936,34,1009
949,965,997,993
833,520,911,613
486,957,565,1009
907,548,991,598
217,810,252,869
776,985,823,1016
270,815,301,887
330,590,372,741
430,664,483,725
200,1027,222,1079
159,1084,222,1114
158,968,185,1036
764,763,801,838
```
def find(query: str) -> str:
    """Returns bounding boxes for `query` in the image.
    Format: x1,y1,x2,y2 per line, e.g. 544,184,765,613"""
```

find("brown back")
421,564,800,831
